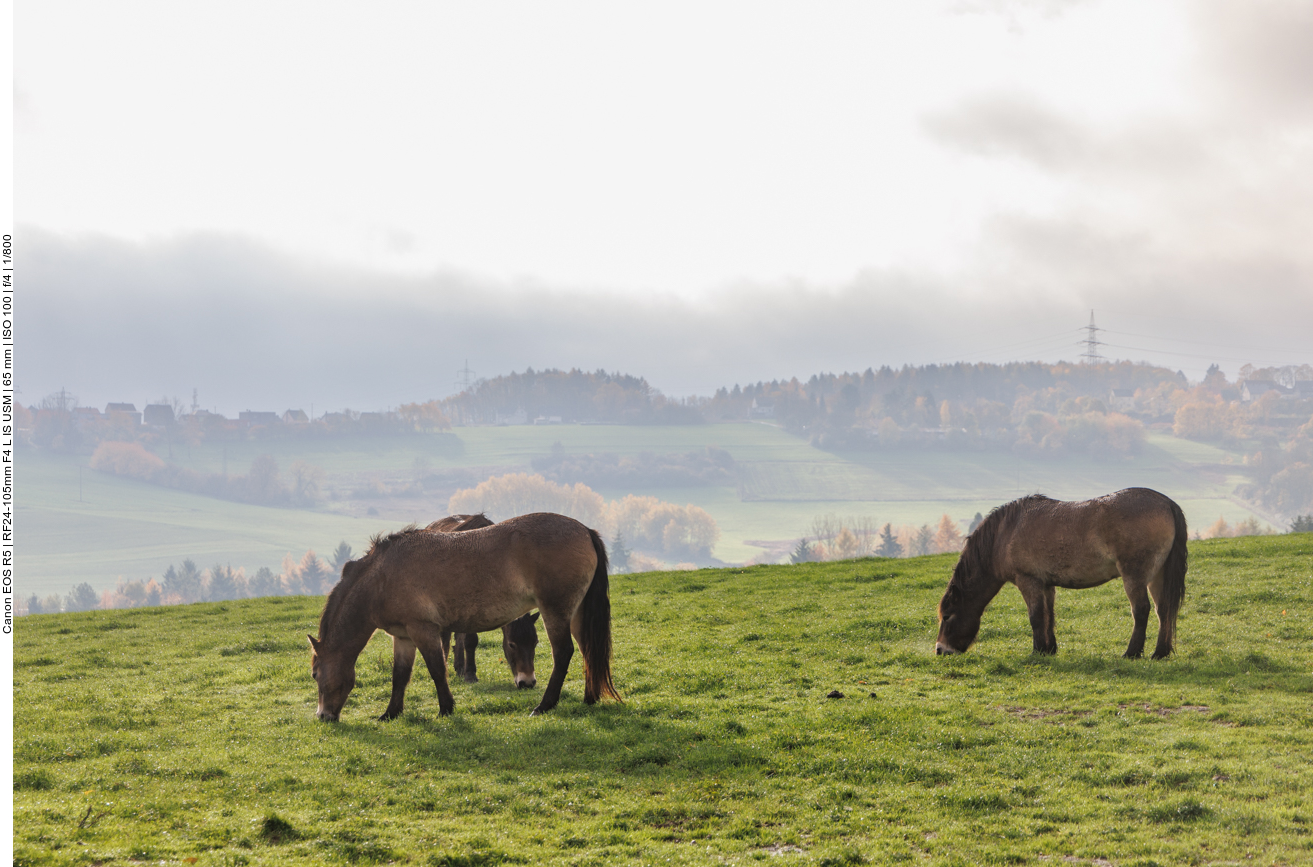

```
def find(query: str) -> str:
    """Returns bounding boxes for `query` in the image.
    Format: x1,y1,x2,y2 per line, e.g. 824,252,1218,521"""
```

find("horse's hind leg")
410,623,457,716
380,636,416,721
1122,577,1152,659
1017,577,1057,655
1146,574,1175,660
531,613,575,716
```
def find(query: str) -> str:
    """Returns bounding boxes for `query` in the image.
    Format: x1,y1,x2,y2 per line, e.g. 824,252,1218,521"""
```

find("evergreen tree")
298,551,330,595
1291,515,1313,533
26,594,41,615
66,582,100,612
876,523,903,558
790,538,815,564
912,525,934,557
248,566,281,597
610,533,631,573
968,512,984,534
207,563,239,601
329,541,354,575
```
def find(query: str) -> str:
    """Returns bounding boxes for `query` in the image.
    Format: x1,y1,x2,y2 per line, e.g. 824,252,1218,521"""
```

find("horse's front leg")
531,613,576,716
410,623,456,716
380,636,416,721
452,632,467,679
1122,577,1152,659
462,632,479,683
1017,577,1057,655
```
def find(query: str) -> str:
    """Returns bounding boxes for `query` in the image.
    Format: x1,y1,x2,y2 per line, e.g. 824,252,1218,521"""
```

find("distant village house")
105,403,142,425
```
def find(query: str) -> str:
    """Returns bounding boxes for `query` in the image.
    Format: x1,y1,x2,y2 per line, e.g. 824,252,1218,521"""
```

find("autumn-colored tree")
89,441,166,480
933,514,964,553
832,527,861,560
449,473,606,527
398,400,451,432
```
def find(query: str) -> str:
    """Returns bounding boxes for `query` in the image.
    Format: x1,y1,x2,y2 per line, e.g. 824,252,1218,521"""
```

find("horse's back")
1004,489,1179,587
375,512,599,633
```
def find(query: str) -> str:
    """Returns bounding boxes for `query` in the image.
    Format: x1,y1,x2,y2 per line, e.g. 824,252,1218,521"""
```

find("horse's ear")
530,611,540,623
308,634,321,652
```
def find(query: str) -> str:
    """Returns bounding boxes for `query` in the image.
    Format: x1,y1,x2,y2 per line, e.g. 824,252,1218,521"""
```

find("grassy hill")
21,424,1277,597
13,534,1313,866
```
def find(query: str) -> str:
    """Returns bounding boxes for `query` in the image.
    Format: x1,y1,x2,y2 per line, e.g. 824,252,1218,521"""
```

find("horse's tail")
1157,497,1189,652
578,529,621,704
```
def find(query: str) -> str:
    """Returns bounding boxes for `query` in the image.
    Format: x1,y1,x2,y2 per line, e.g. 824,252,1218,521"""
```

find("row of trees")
447,472,721,560
88,442,326,507
441,368,703,426
790,513,968,562
23,543,353,615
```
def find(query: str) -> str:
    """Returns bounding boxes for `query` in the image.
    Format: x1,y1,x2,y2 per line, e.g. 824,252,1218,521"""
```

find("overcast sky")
18,1,1313,413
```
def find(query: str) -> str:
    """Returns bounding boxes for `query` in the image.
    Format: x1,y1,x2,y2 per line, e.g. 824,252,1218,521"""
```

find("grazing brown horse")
309,512,619,721
426,513,540,688
935,488,1188,659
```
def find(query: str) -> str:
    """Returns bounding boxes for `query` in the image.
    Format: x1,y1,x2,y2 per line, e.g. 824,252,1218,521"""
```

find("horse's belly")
1049,561,1120,589
445,594,536,634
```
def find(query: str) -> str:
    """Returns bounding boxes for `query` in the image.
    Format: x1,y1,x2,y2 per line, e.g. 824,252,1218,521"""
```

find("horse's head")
308,634,356,721
502,611,540,689
935,559,982,656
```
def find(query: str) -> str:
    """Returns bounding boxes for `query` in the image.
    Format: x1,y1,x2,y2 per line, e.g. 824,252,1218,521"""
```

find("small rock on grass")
826,690,844,699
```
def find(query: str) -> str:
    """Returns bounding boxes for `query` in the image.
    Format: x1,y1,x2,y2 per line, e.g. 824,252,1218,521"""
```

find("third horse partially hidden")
427,513,539,689
935,488,1188,659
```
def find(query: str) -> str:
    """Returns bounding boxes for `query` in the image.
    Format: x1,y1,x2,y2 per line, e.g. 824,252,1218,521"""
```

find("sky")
18,0,1313,414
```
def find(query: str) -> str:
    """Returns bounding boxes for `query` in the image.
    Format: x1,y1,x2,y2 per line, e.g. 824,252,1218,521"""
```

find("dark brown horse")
936,488,1188,659
427,513,540,688
309,512,619,721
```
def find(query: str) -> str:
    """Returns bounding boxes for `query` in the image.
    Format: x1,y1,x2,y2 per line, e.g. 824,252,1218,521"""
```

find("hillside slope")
14,534,1313,865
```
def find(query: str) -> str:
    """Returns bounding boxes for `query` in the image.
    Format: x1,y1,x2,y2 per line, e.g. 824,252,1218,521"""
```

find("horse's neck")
323,585,376,655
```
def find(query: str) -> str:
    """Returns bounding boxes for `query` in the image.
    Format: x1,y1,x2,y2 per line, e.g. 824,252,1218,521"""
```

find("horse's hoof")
1123,650,1144,660
378,712,400,722
463,674,478,684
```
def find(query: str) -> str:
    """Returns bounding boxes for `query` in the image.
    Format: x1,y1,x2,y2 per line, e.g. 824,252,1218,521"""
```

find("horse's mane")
943,494,1054,604
317,524,423,642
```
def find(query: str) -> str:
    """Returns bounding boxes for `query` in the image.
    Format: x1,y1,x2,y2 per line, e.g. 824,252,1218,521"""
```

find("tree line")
23,543,354,615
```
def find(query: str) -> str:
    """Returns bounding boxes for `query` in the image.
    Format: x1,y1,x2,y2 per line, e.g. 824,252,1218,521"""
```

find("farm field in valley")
21,424,1274,597
13,534,1313,866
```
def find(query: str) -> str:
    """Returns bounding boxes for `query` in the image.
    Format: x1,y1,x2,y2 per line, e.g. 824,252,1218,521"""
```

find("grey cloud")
22,229,1309,417
1195,0,1313,116
921,92,1089,169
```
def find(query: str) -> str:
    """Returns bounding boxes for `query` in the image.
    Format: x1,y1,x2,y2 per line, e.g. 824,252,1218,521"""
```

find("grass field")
21,424,1279,597
13,533,1313,866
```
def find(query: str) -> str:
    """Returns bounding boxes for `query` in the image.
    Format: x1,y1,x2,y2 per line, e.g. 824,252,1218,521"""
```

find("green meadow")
22,424,1275,596
13,533,1313,866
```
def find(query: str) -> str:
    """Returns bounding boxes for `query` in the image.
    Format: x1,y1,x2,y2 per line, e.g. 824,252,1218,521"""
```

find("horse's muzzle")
935,642,961,656
316,710,340,722
516,676,537,689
